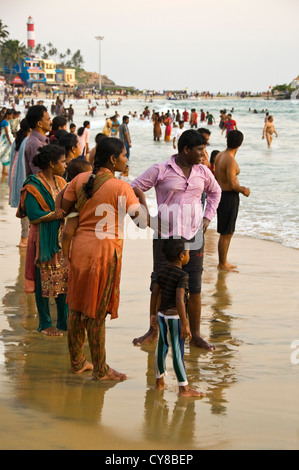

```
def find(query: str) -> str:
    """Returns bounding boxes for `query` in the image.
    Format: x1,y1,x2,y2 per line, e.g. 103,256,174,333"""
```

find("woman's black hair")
83,120,90,128
52,115,67,131
77,126,84,137
57,132,78,154
162,239,187,262
15,118,30,151
0,109,14,135
32,144,65,170
83,137,124,199
210,150,220,166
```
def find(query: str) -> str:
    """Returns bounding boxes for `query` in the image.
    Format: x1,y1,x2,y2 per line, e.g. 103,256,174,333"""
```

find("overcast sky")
1,0,299,92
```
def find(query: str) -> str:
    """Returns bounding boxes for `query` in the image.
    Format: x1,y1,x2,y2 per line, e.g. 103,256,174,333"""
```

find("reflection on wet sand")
1,230,241,449
1,175,299,449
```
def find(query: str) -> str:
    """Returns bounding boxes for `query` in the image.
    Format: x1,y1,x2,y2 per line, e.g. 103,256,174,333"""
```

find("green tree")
71,49,84,69
0,39,27,81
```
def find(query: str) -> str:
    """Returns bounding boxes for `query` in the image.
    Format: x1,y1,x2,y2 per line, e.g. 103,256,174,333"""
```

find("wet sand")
0,179,299,450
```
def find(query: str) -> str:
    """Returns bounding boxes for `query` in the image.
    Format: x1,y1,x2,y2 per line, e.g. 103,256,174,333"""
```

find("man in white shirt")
173,120,184,149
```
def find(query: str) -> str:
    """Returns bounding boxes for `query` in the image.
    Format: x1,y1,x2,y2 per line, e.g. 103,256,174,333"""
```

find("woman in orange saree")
164,113,172,142
61,137,148,380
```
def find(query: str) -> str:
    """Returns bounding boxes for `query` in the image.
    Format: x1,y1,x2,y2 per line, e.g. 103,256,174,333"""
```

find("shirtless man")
214,130,250,272
262,115,278,148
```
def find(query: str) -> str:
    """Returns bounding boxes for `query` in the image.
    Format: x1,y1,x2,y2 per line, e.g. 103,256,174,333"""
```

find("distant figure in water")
262,116,278,148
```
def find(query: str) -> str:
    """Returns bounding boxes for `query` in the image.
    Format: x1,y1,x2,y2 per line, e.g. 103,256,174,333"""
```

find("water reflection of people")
142,348,197,447
207,271,237,415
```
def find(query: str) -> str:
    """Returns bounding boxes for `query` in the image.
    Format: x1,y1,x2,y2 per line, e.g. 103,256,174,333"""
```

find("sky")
1,0,299,93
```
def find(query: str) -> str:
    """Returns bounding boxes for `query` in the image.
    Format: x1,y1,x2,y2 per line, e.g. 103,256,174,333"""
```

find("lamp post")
95,36,104,93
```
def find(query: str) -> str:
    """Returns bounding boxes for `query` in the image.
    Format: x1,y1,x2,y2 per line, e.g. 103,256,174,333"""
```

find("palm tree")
0,20,9,42
0,39,27,82
35,43,42,55
71,49,84,69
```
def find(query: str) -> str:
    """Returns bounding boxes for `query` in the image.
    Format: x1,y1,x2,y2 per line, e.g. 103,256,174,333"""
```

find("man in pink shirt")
131,130,221,350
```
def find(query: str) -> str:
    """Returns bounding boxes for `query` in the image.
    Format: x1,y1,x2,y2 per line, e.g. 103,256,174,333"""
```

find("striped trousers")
155,312,188,386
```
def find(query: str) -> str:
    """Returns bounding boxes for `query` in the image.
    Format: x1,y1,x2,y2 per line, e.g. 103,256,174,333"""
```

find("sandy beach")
0,176,298,450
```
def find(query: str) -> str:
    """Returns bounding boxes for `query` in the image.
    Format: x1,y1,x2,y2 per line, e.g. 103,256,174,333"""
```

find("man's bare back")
214,139,250,272
215,149,249,195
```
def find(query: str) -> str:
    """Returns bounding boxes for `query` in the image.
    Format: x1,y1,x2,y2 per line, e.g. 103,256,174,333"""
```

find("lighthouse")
27,16,35,54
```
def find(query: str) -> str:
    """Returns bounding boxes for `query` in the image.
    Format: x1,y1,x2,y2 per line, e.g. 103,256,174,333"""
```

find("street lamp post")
95,36,104,93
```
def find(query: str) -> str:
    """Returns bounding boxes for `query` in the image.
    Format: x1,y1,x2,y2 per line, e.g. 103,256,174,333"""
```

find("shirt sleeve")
203,166,222,221
130,164,160,192
177,271,189,290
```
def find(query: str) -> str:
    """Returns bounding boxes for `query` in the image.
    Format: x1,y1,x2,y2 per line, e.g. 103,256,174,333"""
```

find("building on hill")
3,55,76,88
290,76,299,89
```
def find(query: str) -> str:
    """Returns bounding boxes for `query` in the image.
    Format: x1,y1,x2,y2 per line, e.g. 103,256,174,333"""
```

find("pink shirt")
78,128,90,153
131,155,221,239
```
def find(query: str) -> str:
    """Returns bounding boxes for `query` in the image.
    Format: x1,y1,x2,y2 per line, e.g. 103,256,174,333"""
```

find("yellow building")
63,68,76,86
39,59,57,84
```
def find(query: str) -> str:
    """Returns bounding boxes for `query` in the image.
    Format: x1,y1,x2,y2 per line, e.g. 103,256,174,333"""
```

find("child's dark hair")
32,144,65,170
67,159,92,181
210,150,220,166
82,137,124,199
162,239,187,263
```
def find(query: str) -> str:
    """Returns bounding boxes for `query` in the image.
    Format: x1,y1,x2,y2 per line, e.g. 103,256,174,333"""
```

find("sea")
17,96,299,249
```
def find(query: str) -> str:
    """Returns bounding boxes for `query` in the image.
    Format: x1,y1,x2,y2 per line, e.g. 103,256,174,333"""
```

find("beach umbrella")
11,75,25,85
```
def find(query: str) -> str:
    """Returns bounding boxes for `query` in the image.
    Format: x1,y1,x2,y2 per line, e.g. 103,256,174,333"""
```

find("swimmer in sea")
262,116,278,148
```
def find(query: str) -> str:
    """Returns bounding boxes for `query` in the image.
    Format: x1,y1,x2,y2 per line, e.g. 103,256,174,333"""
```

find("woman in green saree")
17,144,68,336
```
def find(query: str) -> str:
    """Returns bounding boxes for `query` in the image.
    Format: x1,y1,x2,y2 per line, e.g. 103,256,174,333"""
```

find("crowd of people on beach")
0,97,277,397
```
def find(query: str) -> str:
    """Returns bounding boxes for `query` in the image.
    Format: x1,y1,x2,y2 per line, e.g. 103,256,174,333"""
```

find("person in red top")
182,108,189,123
221,114,237,136
190,109,198,128
200,109,205,122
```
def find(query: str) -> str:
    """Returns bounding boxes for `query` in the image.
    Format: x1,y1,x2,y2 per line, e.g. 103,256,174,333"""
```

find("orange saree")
63,168,139,319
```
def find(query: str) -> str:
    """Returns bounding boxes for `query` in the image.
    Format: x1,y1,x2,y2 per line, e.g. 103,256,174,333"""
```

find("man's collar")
31,129,49,141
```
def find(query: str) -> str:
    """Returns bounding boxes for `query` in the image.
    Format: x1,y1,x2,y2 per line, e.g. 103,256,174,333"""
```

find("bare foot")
74,361,94,374
217,263,239,273
19,237,28,248
189,334,215,351
40,327,63,336
179,386,205,397
155,377,166,391
98,367,127,381
132,327,158,346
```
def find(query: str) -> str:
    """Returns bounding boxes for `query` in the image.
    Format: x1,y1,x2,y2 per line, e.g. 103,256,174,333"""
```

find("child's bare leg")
179,385,205,397
155,376,166,390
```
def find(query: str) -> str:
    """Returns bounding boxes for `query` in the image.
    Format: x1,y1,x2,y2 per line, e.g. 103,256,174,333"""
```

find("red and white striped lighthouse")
27,16,35,52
